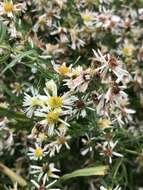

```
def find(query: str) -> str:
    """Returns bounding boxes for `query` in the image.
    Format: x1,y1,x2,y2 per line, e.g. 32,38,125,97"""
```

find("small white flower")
100,185,121,190
23,87,42,118
28,143,48,160
116,106,135,126
65,67,91,92
73,95,95,119
35,106,70,136
51,27,68,43
100,141,123,164
93,49,131,84
44,79,77,110
11,82,23,96
33,14,47,32
80,134,95,156
30,163,60,185
0,0,22,18
31,179,60,190
81,9,96,27
47,130,71,157
104,83,128,106
69,26,85,50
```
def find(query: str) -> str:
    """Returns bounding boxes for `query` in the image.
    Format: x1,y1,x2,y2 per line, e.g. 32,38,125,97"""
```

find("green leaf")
0,107,34,131
113,158,123,180
61,165,109,181
0,107,32,122
0,45,11,64
0,50,36,75
0,162,27,187
0,21,6,43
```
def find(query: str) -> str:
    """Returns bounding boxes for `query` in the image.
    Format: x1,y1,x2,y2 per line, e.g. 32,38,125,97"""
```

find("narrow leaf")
61,165,109,181
0,163,27,187
0,21,6,43
0,50,35,75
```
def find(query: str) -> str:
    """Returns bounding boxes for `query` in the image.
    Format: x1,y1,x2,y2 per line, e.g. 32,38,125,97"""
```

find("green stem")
124,149,142,156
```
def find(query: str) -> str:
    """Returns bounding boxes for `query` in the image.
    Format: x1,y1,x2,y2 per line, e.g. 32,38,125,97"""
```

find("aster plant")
0,0,143,190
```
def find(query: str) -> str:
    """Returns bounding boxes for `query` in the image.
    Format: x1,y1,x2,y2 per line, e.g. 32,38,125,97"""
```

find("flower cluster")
0,0,143,190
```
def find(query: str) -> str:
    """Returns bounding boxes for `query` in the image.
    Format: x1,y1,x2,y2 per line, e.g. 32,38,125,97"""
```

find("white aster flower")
69,26,85,50
93,49,131,84
97,118,112,129
30,163,60,185
116,106,135,126
53,62,71,76
80,134,95,156
31,179,60,190
73,94,95,119
33,14,47,32
65,67,91,92
35,106,70,136
11,82,23,96
28,143,48,160
51,27,68,43
47,130,71,157
0,0,21,18
23,87,42,118
104,83,128,105
44,79,77,110
100,185,121,190
100,141,123,164
81,9,96,27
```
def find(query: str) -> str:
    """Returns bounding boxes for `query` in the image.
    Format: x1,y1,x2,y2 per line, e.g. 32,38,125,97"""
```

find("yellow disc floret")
57,135,65,145
97,118,111,128
58,123,65,129
3,2,14,13
122,47,130,56
34,147,43,157
48,96,62,108
122,43,134,57
47,111,60,123
13,82,22,93
82,15,93,22
57,65,69,75
38,18,46,26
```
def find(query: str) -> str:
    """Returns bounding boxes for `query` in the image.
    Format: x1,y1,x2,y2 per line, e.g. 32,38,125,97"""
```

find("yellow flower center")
38,18,46,26
84,27,92,33
46,43,57,52
122,43,134,57
31,97,40,107
108,188,112,190
14,82,22,93
57,135,65,144
82,15,93,22
72,70,81,77
34,147,43,157
48,96,62,108
97,118,111,128
58,123,65,129
3,2,14,13
47,111,60,123
57,65,69,75
122,47,130,56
